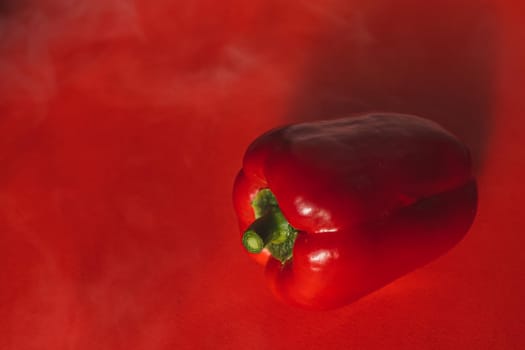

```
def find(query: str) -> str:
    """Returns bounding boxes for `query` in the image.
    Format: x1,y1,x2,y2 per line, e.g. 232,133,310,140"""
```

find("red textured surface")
0,0,524,349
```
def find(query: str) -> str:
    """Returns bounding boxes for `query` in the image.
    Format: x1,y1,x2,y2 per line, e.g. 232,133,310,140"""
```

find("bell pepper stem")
243,230,266,253
242,210,288,253
242,189,298,262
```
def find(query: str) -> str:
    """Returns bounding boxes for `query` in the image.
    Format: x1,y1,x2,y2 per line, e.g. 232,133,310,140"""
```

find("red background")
0,0,524,348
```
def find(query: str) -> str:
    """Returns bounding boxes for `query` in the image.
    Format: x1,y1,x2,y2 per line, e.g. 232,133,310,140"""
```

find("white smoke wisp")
0,0,143,106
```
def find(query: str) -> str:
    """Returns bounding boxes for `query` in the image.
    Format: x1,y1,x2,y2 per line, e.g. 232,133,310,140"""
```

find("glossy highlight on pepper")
233,113,478,310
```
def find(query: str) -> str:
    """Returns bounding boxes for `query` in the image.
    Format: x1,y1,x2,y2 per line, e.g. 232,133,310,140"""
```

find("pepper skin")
233,113,477,310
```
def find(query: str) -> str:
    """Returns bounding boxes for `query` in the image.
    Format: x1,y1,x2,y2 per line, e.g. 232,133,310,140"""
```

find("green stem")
242,210,288,253
242,189,297,263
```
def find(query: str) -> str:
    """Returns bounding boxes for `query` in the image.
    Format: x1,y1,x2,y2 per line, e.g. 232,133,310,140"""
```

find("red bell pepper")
233,113,477,310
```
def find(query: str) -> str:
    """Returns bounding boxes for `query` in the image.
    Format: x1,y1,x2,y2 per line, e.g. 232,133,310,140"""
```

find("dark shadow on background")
0,0,26,15
287,0,498,172
0,0,9,14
